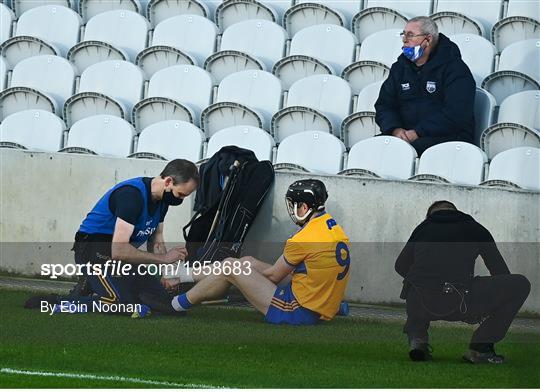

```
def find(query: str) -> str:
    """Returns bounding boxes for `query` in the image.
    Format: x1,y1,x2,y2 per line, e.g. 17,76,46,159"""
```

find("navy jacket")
375,34,475,140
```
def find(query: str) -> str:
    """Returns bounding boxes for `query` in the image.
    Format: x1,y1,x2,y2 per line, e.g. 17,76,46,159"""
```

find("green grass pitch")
0,290,539,388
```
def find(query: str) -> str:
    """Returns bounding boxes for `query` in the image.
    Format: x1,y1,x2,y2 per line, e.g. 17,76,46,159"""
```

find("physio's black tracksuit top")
375,33,476,141
395,210,510,290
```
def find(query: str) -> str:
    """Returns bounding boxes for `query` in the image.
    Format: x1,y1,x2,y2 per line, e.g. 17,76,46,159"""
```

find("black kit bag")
183,146,274,263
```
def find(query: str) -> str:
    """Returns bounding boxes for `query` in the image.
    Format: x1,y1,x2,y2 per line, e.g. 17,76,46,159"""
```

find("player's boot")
462,349,504,364
409,338,433,361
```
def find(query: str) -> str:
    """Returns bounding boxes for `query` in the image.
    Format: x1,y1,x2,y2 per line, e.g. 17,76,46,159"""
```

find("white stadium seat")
132,64,213,131
0,109,65,151
79,0,141,23
283,2,344,38
68,10,149,73
63,60,144,126
491,16,540,53
275,131,345,174
201,70,282,137
431,11,483,37
473,87,497,145
363,0,432,18
136,14,218,77
481,39,540,104
205,19,287,84
0,57,7,90
497,90,540,131
129,120,204,161
0,55,75,120
206,125,275,161
12,0,70,18
60,115,135,157
481,147,540,191
341,60,389,96
433,0,504,38
1,5,81,69
355,80,383,112
352,7,407,44
506,0,540,20
480,90,540,159
215,0,279,32
273,24,357,90
450,34,496,85
287,0,361,34
147,0,209,27
340,80,383,147
358,29,402,67
340,136,417,179
0,3,15,45
411,142,487,186
147,0,221,27
272,74,352,142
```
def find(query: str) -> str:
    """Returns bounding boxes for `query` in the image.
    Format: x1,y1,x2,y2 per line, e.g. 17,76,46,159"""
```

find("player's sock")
171,293,193,312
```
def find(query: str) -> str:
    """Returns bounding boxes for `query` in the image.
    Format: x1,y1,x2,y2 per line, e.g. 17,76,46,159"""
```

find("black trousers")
69,233,174,314
404,274,531,344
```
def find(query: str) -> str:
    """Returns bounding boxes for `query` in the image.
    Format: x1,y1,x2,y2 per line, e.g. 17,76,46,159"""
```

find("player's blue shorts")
265,282,320,325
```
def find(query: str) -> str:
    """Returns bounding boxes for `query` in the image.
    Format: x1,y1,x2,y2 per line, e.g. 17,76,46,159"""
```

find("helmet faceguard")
285,179,328,226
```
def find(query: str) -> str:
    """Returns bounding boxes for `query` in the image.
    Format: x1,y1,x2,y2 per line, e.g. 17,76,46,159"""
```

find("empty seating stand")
63,60,144,127
339,136,417,180
340,80,383,147
410,142,488,186
206,125,275,161
0,55,75,120
0,109,66,151
60,115,135,157
204,19,287,84
480,90,540,159
79,0,141,23
136,14,218,77
130,120,204,161
1,5,81,69
273,24,357,90
201,69,282,138
275,131,345,174
481,147,540,191
481,39,540,104
272,74,352,142
132,64,213,131
68,10,149,73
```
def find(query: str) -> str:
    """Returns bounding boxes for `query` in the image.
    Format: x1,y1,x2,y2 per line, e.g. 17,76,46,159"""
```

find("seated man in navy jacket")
375,16,476,155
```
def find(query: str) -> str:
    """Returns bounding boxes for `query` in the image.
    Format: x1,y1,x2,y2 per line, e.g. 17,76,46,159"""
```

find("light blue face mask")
402,45,425,62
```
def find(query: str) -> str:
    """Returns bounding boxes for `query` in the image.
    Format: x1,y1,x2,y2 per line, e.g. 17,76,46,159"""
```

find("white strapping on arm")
162,261,194,283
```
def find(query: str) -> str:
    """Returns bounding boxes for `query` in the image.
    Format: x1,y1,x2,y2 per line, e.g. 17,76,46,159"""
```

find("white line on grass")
1,367,225,388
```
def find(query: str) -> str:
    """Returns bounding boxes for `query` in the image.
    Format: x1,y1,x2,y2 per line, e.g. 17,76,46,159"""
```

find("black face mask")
162,190,183,206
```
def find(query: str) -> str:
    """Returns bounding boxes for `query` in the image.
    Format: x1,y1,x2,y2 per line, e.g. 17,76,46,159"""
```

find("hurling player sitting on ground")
166,179,352,325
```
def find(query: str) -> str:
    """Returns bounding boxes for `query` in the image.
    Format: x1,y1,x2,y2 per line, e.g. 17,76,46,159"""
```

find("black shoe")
67,277,93,298
24,294,60,309
463,349,504,364
409,339,433,362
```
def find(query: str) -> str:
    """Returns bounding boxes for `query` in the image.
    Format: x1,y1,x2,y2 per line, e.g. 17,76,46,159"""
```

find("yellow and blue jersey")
283,212,351,320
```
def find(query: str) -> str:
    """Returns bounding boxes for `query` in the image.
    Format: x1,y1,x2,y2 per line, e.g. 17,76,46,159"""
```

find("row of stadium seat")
0,5,540,86
1,112,537,191
1,5,538,102
2,0,538,47
1,57,538,154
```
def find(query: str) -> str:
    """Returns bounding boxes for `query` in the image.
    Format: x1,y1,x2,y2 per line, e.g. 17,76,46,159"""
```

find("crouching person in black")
396,200,530,364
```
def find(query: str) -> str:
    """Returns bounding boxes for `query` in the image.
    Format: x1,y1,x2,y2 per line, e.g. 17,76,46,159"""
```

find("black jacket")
395,210,510,289
375,34,475,140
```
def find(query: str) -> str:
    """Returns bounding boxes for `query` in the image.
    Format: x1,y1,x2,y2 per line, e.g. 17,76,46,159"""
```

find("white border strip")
1,367,224,389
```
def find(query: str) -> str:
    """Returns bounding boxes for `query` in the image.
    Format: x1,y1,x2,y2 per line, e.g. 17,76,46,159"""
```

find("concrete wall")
1,150,539,311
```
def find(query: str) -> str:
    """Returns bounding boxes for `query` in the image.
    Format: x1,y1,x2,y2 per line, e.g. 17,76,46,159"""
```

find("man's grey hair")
408,16,439,45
